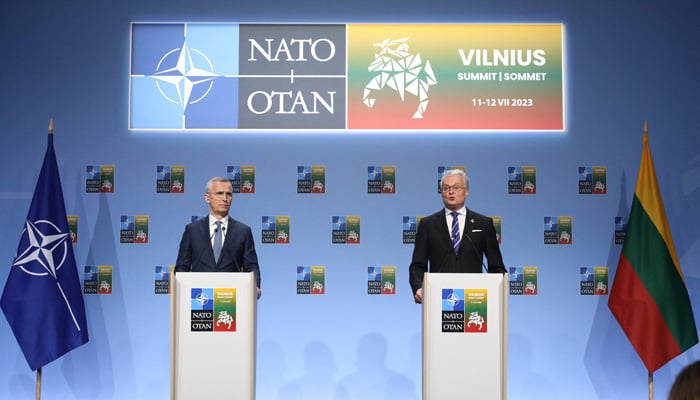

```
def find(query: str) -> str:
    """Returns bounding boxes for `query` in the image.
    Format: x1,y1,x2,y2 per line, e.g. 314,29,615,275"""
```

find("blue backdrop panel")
1,1,699,399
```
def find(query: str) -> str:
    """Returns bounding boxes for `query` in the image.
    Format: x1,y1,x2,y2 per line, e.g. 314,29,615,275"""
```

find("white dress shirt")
208,215,228,247
444,207,466,241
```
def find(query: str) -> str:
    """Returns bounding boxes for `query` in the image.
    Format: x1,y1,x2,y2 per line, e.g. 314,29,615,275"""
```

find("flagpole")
643,119,648,137
502,273,508,400
170,273,176,400
33,119,53,400
645,120,652,400
35,367,42,400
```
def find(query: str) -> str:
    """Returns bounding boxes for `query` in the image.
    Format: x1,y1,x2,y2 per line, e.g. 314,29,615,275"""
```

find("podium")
171,272,257,399
422,273,507,400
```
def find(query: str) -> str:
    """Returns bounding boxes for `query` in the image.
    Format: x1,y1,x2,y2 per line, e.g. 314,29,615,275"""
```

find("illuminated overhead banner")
129,23,564,132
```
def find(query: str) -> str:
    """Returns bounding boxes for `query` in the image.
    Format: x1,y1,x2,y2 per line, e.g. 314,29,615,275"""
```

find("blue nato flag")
0,123,89,371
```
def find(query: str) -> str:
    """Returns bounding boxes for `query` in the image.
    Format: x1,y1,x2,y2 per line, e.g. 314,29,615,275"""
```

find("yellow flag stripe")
634,133,683,278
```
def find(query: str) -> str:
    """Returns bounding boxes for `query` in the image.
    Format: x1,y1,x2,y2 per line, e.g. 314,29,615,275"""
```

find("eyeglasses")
208,191,233,198
441,185,466,193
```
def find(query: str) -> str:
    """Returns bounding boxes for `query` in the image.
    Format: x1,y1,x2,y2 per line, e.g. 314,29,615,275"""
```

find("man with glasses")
175,177,261,298
409,169,505,304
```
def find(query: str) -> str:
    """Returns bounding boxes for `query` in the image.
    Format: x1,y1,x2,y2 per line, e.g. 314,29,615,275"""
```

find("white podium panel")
171,272,256,400
423,273,507,400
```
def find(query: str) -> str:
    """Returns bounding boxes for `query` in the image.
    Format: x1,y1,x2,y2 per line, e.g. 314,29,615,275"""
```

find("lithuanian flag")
608,126,698,372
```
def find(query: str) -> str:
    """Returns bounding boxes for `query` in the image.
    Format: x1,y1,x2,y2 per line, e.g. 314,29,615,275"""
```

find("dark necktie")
451,211,460,255
213,221,223,263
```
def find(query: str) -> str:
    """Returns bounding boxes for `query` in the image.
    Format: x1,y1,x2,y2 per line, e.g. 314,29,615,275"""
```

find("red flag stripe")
610,254,682,371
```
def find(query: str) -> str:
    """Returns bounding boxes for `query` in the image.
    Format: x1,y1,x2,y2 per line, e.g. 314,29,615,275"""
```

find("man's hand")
414,288,423,304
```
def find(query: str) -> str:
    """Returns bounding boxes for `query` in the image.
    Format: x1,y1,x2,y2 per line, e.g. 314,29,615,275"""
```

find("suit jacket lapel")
222,217,235,252
437,209,453,247
198,218,217,264
459,209,472,252
459,207,474,249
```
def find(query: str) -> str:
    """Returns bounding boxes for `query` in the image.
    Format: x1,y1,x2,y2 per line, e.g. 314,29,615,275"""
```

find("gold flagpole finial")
48,118,54,135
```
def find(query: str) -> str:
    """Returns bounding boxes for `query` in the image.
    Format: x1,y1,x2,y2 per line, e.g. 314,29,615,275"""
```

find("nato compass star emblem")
14,219,70,278
195,291,210,307
150,42,220,111
446,292,461,308
13,219,82,329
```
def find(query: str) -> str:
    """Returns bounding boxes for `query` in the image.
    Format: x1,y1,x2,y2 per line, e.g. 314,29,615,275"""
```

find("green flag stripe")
623,196,698,350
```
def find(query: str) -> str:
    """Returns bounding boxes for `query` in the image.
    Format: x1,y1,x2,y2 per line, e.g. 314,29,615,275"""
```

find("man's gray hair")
205,177,232,193
440,169,469,190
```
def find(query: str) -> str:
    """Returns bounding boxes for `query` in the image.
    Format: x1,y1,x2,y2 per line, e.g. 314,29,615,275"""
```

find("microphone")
463,232,488,273
211,225,225,240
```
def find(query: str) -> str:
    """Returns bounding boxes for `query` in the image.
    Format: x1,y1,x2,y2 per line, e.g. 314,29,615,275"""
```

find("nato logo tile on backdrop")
130,23,239,130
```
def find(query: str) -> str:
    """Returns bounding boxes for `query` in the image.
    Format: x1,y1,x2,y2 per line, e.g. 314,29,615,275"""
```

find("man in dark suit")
409,169,506,303
175,177,261,298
